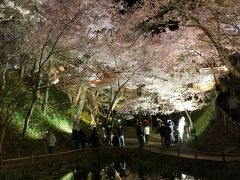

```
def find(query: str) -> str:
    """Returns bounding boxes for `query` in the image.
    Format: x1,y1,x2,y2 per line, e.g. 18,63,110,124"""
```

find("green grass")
11,105,73,139
3,78,95,157
11,103,95,141
80,111,94,124
6,104,74,157
39,107,73,133
191,105,213,136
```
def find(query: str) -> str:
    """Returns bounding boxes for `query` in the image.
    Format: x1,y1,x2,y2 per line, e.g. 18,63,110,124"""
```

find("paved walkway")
125,126,240,162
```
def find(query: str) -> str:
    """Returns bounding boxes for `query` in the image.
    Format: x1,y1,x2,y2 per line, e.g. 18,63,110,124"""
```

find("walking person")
158,122,165,147
112,132,119,147
101,126,107,144
117,125,125,147
144,124,150,144
43,129,57,154
228,92,240,122
178,116,186,143
143,119,149,127
91,127,100,148
168,120,175,146
78,129,87,150
86,123,93,148
136,122,145,148
106,124,113,145
165,123,171,148
72,129,80,149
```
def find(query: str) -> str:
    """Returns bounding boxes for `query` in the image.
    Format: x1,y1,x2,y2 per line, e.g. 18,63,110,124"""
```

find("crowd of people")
70,123,126,151
42,117,190,154
135,119,151,148
135,117,189,148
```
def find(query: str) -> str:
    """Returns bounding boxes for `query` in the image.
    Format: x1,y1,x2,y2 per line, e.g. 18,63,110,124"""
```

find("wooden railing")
0,146,137,170
145,145,240,162
1,144,240,171
215,104,240,135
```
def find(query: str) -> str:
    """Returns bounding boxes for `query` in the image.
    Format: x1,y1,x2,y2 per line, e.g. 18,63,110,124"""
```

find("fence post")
148,145,151,152
17,148,21,158
0,154,2,169
177,147,180,158
223,113,225,126
31,154,35,165
194,148,197,160
222,152,226,163
58,152,60,161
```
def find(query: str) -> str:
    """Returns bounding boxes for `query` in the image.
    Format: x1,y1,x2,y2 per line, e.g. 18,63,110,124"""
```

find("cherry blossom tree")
2,0,240,143
102,0,240,116
0,0,33,153
24,0,119,129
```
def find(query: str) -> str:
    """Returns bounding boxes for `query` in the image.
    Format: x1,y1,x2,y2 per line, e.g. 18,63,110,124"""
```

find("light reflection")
61,172,73,180
178,173,195,180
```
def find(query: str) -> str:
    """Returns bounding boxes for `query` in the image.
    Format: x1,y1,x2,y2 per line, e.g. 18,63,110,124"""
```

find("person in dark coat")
106,124,113,145
164,123,171,148
136,122,145,148
117,125,125,147
43,130,57,154
78,129,87,149
158,122,165,147
112,133,119,147
91,127,100,148
72,129,80,149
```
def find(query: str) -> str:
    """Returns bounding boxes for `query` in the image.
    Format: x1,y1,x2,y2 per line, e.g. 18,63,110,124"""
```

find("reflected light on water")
179,173,195,180
61,172,73,180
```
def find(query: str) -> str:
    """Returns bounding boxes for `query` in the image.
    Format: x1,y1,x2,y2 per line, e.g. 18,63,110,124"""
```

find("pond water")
60,161,201,180
58,157,240,180
1,156,239,179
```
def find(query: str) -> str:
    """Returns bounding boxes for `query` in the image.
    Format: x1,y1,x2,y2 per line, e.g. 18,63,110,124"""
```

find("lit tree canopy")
3,0,240,115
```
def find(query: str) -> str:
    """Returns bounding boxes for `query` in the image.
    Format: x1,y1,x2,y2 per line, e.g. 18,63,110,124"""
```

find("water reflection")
61,161,197,180
68,161,127,180
72,166,88,179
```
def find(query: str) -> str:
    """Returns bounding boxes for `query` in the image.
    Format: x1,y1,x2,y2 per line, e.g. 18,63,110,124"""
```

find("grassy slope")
191,105,213,137
4,88,74,158
191,104,239,152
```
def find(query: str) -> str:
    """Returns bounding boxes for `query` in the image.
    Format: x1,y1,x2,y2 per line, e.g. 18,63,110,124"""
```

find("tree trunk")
72,86,81,107
105,79,130,125
41,60,52,114
0,116,8,154
19,61,25,81
22,59,42,138
0,64,8,153
41,85,49,114
22,95,37,138
1,62,8,92
73,82,86,129
36,75,42,99
0,123,7,154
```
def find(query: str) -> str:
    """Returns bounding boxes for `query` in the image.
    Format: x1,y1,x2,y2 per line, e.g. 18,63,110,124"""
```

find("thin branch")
39,29,51,68
39,12,80,71
105,78,130,121
0,14,14,23
1,62,8,91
